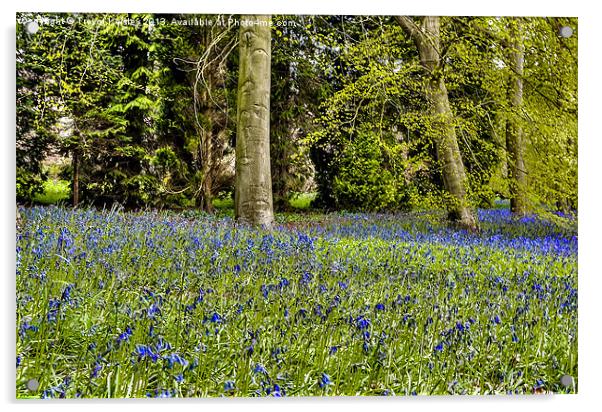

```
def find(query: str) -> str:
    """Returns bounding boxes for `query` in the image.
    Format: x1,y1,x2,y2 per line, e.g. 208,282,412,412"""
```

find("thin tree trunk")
16,204,23,232
235,15,275,227
200,153,215,213
199,112,215,213
506,19,528,216
72,149,79,207
396,16,477,231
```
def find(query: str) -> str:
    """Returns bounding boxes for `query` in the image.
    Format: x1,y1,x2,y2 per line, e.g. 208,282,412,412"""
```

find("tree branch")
394,16,424,44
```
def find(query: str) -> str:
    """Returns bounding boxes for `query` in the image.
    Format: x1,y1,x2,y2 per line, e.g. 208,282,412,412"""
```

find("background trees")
151,14,238,211
16,15,57,201
16,13,578,224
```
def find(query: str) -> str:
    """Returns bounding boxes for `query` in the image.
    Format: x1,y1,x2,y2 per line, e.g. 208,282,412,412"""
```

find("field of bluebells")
16,206,578,398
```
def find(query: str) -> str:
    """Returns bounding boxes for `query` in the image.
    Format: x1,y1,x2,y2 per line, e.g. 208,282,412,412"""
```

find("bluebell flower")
135,344,159,362
149,389,174,398
375,303,385,311
61,284,74,303
175,374,184,383
456,322,466,332
319,373,332,388
147,303,161,319
246,341,255,356
91,362,102,378
272,384,283,397
210,312,222,323
300,272,313,285
163,353,188,368
253,363,268,374
355,315,371,330
261,284,269,299
434,343,444,352
117,326,133,344
224,380,235,392
46,298,60,322
19,321,38,338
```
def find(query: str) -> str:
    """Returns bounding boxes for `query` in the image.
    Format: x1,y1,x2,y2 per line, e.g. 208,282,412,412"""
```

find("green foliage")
151,15,238,209
16,14,577,218
331,129,398,211
309,18,439,212
270,16,326,209
16,13,58,202
33,180,71,205
16,168,47,202
289,192,316,210
16,12,161,208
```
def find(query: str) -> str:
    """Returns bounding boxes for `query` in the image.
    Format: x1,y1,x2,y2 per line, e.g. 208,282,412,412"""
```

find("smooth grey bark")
506,20,528,216
235,15,275,227
396,16,478,231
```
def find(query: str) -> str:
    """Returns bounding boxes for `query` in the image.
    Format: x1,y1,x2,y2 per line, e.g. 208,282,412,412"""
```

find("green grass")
212,196,234,210
212,192,316,211
289,192,316,210
32,181,315,211
33,179,71,205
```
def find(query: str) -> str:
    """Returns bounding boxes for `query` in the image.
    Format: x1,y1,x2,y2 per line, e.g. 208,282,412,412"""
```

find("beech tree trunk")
396,16,477,231
235,15,275,227
506,20,528,216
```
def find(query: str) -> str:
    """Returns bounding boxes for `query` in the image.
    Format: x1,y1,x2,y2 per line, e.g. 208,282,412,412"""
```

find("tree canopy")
16,14,577,224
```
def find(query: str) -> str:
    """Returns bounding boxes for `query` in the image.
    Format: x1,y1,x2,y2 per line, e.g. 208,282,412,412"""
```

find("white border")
2,1,600,412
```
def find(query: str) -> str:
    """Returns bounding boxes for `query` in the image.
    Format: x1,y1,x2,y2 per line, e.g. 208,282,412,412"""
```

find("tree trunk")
235,15,275,227
72,149,79,207
16,205,23,232
199,160,215,213
506,20,528,216
194,29,229,214
199,111,215,213
396,16,477,231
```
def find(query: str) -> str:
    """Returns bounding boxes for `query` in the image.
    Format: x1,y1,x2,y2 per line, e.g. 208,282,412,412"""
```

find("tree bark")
16,205,23,232
72,149,79,207
506,19,528,216
396,16,477,231
235,15,275,227
198,104,216,213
